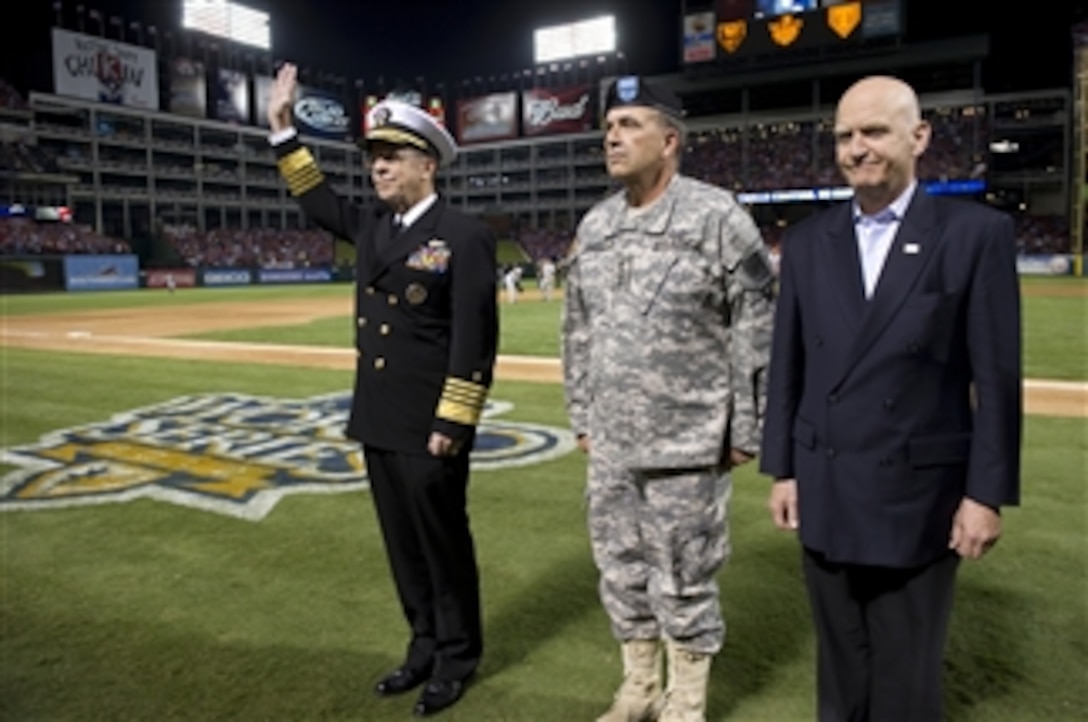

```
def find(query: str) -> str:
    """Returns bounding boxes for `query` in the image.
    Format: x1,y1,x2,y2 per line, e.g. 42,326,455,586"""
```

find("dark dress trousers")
275,136,498,683
759,189,1022,720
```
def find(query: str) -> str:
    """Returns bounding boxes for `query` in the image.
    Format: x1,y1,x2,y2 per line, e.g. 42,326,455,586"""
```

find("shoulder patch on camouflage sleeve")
737,248,775,291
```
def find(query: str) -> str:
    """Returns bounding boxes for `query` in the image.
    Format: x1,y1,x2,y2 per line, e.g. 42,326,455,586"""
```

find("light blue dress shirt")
853,182,917,299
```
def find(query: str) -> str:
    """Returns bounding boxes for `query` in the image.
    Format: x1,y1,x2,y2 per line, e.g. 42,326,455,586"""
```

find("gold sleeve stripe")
277,147,318,176
444,378,488,397
436,399,482,426
440,395,483,414
441,384,486,402
284,166,324,196
436,377,488,426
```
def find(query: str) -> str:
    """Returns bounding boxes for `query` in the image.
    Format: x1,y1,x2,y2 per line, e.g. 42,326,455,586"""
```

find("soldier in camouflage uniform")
562,76,776,722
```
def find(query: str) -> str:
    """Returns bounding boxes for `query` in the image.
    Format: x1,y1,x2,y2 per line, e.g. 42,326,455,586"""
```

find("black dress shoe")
413,678,467,717
374,666,430,697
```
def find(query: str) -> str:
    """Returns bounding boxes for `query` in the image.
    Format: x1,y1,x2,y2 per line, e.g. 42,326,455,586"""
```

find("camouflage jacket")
562,174,775,469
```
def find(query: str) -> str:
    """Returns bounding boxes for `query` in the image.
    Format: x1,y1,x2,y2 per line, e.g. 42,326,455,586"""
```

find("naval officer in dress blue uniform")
267,62,497,717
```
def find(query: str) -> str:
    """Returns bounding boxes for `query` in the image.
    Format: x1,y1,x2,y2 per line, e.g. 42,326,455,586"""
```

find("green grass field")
1,276,1085,721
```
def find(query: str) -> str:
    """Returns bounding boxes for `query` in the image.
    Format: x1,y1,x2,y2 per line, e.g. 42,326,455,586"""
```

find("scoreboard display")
682,0,902,65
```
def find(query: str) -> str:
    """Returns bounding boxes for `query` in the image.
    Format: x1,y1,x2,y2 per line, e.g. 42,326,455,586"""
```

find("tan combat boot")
596,639,665,722
658,638,712,722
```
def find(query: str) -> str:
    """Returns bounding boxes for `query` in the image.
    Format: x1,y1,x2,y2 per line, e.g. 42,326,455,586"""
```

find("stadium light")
182,0,271,51
990,139,1020,154
533,15,616,65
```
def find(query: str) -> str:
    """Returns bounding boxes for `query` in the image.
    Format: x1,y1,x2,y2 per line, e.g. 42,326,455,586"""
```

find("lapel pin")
904,243,920,255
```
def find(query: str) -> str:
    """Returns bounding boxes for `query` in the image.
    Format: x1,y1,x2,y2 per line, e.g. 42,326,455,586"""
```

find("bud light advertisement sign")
295,86,350,140
521,85,593,136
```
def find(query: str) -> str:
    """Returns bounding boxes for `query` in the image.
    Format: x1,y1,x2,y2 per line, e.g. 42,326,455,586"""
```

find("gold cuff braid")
435,377,488,426
277,147,324,196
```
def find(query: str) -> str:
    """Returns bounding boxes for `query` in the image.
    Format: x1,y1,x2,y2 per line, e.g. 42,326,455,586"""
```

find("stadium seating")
516,227,574,262
162,225,335,268
683,105,989,191
0,70,1070,265
0,141,61,174
1014,214,1071,254
0,216,131,254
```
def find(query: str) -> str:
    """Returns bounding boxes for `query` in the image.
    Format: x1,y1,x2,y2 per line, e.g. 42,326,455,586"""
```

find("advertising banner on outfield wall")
201,268,253,287
257,268,333,284
51,28,159,109
456,92,518,144
1016,254,1076,276
0,257,66,294
521,85,593,136
145,269,197,289
64,255,139,291
168,57,207,118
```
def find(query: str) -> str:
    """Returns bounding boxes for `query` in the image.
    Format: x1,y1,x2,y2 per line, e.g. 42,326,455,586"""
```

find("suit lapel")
834,190,940,387
821,203,866,328
367,212,395,279
373,202,443,279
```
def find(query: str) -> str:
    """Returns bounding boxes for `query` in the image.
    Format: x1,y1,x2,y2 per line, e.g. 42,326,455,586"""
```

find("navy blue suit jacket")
759,189,1022,568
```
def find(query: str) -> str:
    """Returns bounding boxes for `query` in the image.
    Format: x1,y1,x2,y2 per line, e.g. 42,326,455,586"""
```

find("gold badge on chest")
405,282,428,305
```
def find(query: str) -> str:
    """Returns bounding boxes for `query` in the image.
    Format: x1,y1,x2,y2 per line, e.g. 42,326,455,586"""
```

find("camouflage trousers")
587,450,732,654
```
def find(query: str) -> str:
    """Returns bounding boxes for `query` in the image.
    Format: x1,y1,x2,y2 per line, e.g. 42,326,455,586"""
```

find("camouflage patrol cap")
604,75,685,119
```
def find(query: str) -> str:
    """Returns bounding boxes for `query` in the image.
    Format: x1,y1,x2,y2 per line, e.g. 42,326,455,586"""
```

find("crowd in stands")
0,217,342,267
684,130,743,191
744,122,816,191
917,107,989,182
0,76,1070,266
514,212,1072,263
683,107,987,190
0,217,130,254
1013,214,1071,254
516,227,573,262
0,213,1072,264
163,225,335,268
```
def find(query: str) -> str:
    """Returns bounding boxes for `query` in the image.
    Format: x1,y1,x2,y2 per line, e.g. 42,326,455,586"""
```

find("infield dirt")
1,289,1085,418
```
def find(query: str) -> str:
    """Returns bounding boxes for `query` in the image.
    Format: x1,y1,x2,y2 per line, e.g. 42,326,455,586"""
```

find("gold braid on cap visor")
367,127,431,154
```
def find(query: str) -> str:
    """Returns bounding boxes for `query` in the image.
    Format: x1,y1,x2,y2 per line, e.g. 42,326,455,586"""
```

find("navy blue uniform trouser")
363,445,482,683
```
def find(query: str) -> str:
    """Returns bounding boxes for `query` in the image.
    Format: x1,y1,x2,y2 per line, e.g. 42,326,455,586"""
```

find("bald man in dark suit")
760,76,1022,721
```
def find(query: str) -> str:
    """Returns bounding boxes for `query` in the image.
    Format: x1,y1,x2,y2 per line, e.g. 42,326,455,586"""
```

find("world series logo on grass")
0,392,577,521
